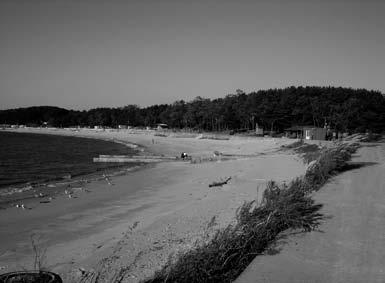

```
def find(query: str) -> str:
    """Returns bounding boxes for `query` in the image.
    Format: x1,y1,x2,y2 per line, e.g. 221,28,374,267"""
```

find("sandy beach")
0,128,308,282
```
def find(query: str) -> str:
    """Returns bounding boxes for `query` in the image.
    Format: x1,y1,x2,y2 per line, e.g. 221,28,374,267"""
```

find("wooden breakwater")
93,154,179,163
93,152,260,163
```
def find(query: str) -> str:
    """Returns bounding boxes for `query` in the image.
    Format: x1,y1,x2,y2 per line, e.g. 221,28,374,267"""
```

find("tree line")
1,86,384,133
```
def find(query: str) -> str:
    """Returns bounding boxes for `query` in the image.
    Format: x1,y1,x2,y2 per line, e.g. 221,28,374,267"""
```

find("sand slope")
236,142,385,283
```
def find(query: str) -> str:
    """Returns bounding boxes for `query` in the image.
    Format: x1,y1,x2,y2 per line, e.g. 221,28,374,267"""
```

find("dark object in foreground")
0,271,62,283
209,177,232,188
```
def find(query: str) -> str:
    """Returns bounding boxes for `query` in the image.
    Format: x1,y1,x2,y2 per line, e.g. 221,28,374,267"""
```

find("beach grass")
140,143,359,283
280,139,304,149
281,139,323,164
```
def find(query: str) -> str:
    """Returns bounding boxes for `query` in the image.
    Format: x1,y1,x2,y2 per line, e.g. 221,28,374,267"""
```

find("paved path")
236,143,385,283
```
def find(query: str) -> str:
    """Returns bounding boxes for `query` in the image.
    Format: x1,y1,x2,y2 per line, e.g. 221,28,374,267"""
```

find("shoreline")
0,127,307,282
0,129,151,207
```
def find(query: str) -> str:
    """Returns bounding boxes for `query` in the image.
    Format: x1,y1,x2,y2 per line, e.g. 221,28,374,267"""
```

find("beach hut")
285,126,327,140
303,126,327,140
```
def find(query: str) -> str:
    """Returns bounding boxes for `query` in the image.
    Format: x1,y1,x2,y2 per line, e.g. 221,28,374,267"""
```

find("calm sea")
0,131,137,190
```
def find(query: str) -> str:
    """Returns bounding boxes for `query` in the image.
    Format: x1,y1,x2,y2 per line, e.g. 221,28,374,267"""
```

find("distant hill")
1,86,384,133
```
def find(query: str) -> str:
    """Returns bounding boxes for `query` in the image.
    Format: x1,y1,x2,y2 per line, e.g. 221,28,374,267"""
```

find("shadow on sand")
339,161,378,173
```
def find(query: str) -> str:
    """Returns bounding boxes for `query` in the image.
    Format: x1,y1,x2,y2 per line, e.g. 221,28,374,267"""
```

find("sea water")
0,131,137,190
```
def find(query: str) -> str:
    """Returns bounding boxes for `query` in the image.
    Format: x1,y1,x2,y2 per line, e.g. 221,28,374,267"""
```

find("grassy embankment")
281,139,322,164
138,142,359,283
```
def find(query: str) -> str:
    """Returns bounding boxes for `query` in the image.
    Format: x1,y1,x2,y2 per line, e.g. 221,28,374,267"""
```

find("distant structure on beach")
255,123,264,136
156,123,168,130
285,126,327,140
303,126,327,140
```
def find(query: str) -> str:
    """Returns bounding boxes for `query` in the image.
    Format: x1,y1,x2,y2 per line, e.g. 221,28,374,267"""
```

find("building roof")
285,125,324,131
285,126,304,131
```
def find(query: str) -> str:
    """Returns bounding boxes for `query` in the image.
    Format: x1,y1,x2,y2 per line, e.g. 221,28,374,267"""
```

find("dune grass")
140,143,359,283
295,143,321,164
280,139,304,149
281,139,323,164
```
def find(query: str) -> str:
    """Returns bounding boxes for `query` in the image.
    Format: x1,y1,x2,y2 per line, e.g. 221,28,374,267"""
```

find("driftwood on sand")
209,177,232,188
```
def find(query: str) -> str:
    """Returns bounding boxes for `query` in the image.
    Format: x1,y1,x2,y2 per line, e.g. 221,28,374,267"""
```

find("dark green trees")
1,86,384,133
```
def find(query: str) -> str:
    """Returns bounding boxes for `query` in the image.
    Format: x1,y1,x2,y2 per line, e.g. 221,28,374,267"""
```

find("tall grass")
280,139,304,149
141,143,359,283
282,140,322,164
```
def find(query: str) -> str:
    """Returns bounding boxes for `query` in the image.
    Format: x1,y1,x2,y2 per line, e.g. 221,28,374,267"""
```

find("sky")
0,0,384,110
